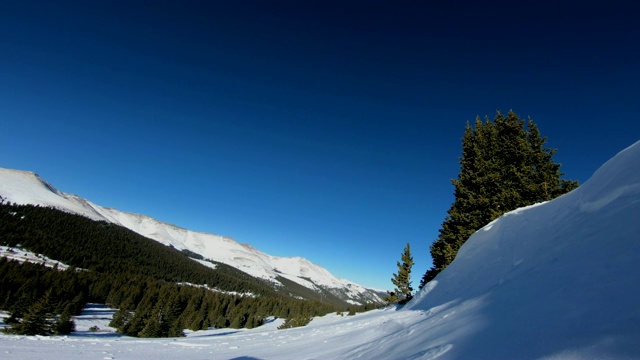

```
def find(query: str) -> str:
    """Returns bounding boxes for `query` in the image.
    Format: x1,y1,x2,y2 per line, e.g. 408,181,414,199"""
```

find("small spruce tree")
15,290,55,335
54,307,76,335
384,243,414,305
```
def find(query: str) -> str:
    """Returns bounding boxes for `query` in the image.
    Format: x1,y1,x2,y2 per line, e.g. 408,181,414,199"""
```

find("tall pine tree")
384,243,414,305
10,289,56,335
420,111,578,288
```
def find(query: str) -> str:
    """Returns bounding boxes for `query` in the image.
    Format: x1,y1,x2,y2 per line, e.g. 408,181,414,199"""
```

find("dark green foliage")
180,248,204,260
109,308,133,329
384,243,414,305
54,307,76,335
109,281,336,336
0,258,83,335
0,203,277,296
5,289,68,335
383,291,398,306
420,111,579,288
19,291,55,335
0,203,373,337
277,313,312,329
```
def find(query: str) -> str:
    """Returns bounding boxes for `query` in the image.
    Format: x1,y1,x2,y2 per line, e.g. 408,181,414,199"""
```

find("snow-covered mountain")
0,168,382,305
2,140,638,359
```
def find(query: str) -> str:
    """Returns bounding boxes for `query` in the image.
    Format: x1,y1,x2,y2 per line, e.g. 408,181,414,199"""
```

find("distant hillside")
0,168,383,306
0,203,277,295
0,202,373,336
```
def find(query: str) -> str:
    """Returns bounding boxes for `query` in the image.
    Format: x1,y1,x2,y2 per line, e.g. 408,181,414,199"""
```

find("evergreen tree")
16,290,55,335
384,243,414,305
138,315,162,338
420,111,578,288
109,308,133,330
383,291,398,305
54,306,75,335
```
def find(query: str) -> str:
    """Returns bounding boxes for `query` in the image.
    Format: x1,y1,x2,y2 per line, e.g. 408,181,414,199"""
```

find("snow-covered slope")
0,168,382,305
341,140,640,359
0,246,71,271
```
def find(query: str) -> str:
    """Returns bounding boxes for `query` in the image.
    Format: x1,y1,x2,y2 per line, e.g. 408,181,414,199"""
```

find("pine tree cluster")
421,111,578,287
0,259,83,336
0,203,378,337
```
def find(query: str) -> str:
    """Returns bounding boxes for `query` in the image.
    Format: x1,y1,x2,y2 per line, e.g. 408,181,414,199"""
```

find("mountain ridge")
0,168,382,305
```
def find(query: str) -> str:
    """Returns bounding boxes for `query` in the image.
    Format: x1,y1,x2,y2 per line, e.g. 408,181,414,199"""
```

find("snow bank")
392,139,640,359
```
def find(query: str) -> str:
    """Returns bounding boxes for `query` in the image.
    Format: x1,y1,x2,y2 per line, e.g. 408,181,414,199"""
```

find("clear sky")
1,1,639,290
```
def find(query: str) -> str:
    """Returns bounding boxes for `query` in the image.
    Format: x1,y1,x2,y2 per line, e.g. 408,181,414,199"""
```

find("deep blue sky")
1,1,639,290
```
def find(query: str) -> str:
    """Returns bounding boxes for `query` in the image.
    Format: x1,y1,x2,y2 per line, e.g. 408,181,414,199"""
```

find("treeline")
109,280,336,337
0,203,369,337
0,257,336,337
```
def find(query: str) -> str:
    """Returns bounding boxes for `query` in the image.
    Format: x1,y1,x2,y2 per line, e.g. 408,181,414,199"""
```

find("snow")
175,282,256,298
0,168,382,304
0,246,71,270
72,304,118,334
1,139,640,359
191,258,217,270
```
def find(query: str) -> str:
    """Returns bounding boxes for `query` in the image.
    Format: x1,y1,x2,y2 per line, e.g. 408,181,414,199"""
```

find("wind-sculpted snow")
0,168,382,305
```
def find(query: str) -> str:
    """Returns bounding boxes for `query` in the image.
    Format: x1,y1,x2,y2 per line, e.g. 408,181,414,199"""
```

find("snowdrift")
351,139,640,359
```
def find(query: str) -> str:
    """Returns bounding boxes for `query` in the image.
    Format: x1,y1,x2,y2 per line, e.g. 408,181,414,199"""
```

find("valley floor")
0,304,418,360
